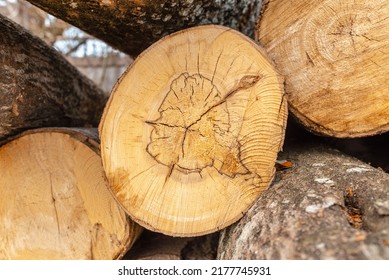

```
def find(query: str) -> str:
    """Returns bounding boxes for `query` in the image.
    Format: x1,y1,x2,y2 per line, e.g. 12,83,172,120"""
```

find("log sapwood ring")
99,25,287,237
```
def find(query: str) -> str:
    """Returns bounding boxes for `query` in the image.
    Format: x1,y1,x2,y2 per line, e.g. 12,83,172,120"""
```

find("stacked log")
0,15,139,260
26,0,264,57
0,14,106,141
0,128,141,259
256,0,389,137
1,0,388,260
218,139,389,259
98,25,287,237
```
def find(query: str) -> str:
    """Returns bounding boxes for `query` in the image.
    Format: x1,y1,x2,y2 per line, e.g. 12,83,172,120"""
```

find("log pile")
1,0,388,259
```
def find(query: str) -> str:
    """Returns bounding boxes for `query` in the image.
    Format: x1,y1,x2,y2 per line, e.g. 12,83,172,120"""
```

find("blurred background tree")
0,0,132,94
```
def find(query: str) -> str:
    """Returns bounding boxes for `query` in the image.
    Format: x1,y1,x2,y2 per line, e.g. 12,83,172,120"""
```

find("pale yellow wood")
257,0,389,137
0,128,141,259
99,25,287,236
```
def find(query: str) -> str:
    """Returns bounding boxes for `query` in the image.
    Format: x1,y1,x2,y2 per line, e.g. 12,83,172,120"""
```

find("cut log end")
257,0,389,137
99,25,287,237
0,128,141,260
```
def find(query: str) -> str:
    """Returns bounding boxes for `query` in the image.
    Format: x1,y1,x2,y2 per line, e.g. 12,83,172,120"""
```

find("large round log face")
100,25,287,236
257,0,389,137
0,129,139,259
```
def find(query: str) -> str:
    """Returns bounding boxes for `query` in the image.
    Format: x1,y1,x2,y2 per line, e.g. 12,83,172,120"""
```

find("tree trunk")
218,140,389,259
99,25,287,237
26,0,263,57
124,230,219,260
256,0,389,137
0,128,141,260
0,14,107,141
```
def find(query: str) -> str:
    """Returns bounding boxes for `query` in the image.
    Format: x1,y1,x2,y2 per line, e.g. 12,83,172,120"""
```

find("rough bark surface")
124,230,218,260
218,141,389,259
0,14,106,141
27,0,263,57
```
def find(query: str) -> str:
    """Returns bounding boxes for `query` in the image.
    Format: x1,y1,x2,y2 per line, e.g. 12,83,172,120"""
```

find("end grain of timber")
257,0,389,137
0,128,141,259
99,25,287,236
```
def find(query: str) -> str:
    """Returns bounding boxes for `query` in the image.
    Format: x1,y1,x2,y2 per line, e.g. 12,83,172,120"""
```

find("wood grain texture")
99,25,287,236
0,128,141,259
257,0,389,137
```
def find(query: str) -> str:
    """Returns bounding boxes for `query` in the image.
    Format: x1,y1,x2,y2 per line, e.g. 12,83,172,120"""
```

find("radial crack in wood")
0,128,141,260
99,25,287,237
146,73,262,177
257,0,389,137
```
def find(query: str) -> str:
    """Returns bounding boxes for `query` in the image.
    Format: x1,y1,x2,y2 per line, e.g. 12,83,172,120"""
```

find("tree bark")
0,128,141,260
26,0,263,57
0,14,107,141
218,140,389,259
99,25,287,237
256,0,389,137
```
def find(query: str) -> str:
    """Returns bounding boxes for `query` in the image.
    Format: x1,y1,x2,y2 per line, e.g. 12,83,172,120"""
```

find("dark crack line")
165,164,175,184
197,48,200,75
181,131,186,159
212,49,223,83
129,163,158,182
148,75,261,131
190,84,195,106
225,56,238,77
306,51,314,66
172,88,179,99
176,159,214,175
158,105,181,115
145,120,186,129
201,74,205,92
224,105,232,133
49,173,61,236
146,74,262,175
278,85,287,117
204,85,216,102
186,74,262,132
359,33,380,42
